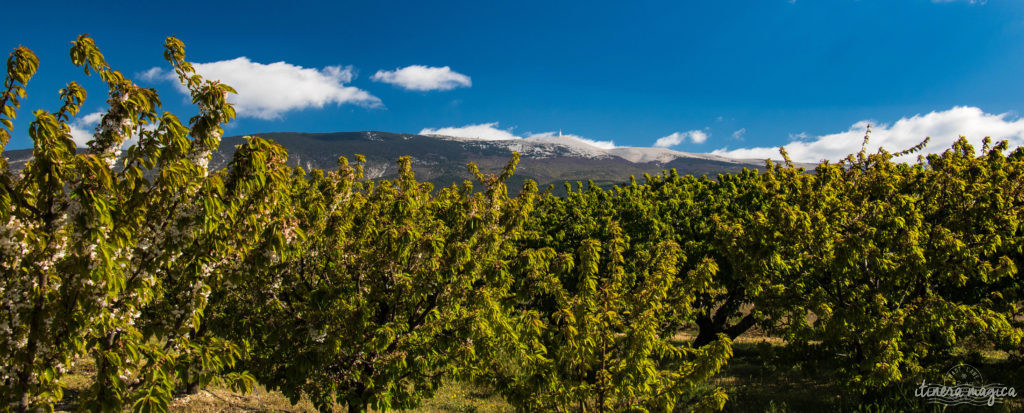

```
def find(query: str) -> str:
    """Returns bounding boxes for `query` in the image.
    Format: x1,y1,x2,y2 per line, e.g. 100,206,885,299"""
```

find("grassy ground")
160,381,512,413
55,333,1022,412
716,331,1023,413
55,361,512,412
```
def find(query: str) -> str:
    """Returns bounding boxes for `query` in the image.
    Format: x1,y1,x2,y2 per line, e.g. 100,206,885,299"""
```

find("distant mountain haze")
4,131,790,193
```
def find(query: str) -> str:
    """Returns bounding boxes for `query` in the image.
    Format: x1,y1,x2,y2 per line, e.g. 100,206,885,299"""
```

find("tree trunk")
694,312,758,347
348,382,370,413
16,268,49,412
183,319,209,394
348,401,367,413
16,391,29,413
693,314,718,347
723,313,758,340
185,378,201,395
92,333,118,409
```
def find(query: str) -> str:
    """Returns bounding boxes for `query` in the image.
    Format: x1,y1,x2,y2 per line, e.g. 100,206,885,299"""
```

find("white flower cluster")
92,91,136,168
310,327,328,344
282,218,299,245
0,56,275,407
0,215,31,271
37,235,68,274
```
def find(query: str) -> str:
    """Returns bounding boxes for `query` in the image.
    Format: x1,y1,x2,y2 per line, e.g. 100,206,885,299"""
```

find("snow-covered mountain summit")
423,132,767,165
4,131,782,194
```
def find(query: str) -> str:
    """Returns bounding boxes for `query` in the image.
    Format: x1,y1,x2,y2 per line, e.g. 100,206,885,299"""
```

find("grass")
150,381,510,413
53,333,1022,412
168,385,319,412
716,330,1023,413
55,360,511,413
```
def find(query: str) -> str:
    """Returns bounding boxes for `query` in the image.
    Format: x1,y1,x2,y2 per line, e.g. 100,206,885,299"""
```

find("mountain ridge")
4,131,789,193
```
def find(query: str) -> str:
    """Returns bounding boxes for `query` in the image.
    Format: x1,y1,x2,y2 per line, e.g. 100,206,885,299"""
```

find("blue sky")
4,0,1024,161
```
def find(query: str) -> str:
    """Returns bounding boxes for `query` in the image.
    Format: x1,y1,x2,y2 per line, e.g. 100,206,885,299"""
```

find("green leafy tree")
217,155,535,412
0,35,284,411
635,167,802,347
777,135,1024,390
477,184,732,412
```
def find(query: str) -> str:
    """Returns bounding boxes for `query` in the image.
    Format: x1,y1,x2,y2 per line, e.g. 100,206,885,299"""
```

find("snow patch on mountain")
423,133,762,164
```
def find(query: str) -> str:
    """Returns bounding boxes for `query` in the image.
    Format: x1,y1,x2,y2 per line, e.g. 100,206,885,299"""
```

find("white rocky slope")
425,133,771,165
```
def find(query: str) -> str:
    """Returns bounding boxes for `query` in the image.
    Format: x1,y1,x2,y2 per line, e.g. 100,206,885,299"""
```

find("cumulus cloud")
525,131,616,149
419,122,519,141
932,0,986,4
711,106,1024,162
137,67,165,82
140,57,381,120
68,111,106,147
371,65,471,91
654,130,709,148
67,111,158,148
418,122,614,148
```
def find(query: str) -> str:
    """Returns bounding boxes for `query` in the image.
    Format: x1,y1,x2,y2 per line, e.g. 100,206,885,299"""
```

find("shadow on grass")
51,335,1021,412
718,338,1023,413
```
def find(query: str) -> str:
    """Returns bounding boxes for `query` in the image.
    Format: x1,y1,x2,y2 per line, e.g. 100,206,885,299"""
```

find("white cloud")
732,128,746,140
932,0,986,4
138,67,165,82
69,111,105,147
419,122,518,141
67,111,157,148
525,131,616,149
654,130,709,148
140,57,381,120
418,122,614,148
711,106,1024,162
654,133,684,147
371,65,471,91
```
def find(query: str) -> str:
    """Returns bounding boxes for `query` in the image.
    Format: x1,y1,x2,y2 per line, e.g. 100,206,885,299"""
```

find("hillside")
4,131,785,193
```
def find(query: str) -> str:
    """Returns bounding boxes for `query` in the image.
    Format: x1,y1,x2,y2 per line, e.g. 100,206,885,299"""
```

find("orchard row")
1,36,1021,412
